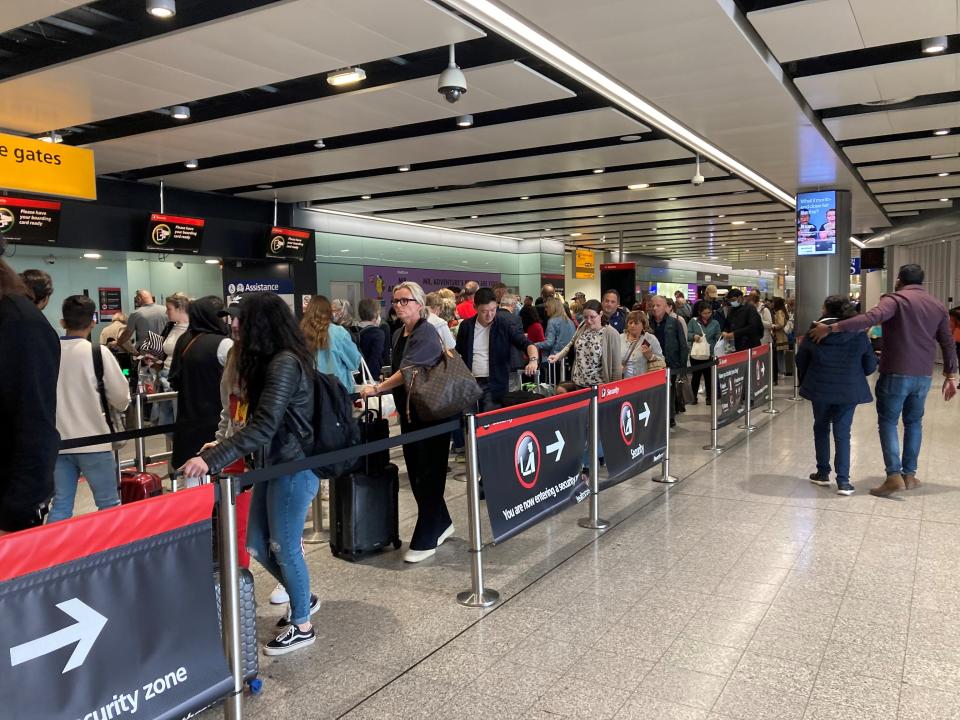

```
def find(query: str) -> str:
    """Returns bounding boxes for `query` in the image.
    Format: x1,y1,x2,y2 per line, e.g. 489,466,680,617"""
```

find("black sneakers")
276,594,321,628
264,624,315,656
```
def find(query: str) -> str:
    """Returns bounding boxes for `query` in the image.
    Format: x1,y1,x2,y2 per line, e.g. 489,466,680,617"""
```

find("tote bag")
402,338,481,422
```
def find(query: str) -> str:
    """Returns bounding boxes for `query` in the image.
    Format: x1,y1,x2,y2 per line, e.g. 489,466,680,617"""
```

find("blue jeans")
811,402,856,485
246,470,319,624
876,373,932,476
49,452,120,522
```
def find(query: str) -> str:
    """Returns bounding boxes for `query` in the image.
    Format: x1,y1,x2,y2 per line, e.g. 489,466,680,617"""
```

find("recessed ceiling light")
721,243,727,247
82,253,101,259
205,259,221,265
731,220,746,225
470,215,478,219
784,240,793,244
543,228,551,231
940,197,951,202
597,214,605,218
520,196,530,200
934,129,950,136
862,96,915,107
456,114,474,127
752,227,759,230
718,214,726,218
570,232,582,237
314,139,326,149
360,194,372,200
146,0,175,18
593,168,605,174
327,67,366,86
628,183,650,190
668,197,678,201
256,184,272,189
620,135,642,142
656,247,665,250
932,152,959,159
40,132,63,144
171,105,190,120
652,227,658,231
745,249,750,253
923,36,948,54
340,249,350,253
96,266,108,270
938,172,951,177
398,164,410,172
184,159,198,169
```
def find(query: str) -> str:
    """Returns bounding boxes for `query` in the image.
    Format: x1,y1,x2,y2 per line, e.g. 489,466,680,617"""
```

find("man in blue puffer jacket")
797,295,878,495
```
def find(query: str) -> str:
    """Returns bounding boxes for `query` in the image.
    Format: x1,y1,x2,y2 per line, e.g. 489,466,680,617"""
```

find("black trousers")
691,366,712,401
400,421,452,551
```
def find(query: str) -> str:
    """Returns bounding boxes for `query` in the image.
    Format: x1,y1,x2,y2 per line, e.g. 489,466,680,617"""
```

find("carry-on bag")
119,469,163,503
213,568,261,693
357,396,390,475
329,461,402,561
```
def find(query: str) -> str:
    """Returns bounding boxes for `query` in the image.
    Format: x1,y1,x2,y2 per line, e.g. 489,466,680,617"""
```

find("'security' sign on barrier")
716,350,749,428
0,487,232,720
477,389,591,543
597,370,668,490
750,343,772,406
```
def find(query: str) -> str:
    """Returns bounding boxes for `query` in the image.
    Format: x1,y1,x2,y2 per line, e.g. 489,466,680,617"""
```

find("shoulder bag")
402,334,482,422
690,322,711,360
92,344,127,450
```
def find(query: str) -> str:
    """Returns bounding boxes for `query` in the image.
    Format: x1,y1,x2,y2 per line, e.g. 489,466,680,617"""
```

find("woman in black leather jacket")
180,292,319,656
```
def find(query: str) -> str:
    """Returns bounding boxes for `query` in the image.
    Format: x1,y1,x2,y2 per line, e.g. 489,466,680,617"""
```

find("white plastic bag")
713,337,731,357
355,356,397,419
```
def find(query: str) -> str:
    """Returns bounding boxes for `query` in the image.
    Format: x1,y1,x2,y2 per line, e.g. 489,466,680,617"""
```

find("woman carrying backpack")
302,296,361,391
180,292,319,656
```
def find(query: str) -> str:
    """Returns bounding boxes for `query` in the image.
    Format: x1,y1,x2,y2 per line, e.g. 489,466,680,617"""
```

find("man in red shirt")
456,281,479,320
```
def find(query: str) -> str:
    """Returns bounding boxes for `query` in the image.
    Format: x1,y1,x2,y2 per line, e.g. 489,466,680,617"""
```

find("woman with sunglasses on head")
359,282,454,563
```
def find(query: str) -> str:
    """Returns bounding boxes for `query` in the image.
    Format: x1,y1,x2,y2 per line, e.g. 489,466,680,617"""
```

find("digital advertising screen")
796,191,836,256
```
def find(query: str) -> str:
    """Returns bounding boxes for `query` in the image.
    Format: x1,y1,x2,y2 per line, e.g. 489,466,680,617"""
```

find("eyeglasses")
391,297,418,307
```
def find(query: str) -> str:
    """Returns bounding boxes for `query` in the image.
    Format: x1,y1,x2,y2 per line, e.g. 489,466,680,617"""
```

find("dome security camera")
438,45,467,104
174,260,184,270
691,154,705,186
46,254,56,265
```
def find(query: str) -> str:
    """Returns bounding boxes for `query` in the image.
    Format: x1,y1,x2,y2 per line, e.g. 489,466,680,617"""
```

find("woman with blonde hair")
301,295,360,391
537,296,575,362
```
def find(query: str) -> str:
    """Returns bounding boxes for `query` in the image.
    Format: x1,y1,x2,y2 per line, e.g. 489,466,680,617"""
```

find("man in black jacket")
650,295,689,427
722,288,764,351
0,255,60,534
456,287,539,410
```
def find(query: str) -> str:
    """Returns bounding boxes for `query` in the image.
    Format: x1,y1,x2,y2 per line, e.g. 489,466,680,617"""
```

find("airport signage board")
0,196,61,245
0,132,96,201
266,226,311,261
145,213,205,255
575,249,595,279
476,390,591,543
98,287,122,319
596,370,668,490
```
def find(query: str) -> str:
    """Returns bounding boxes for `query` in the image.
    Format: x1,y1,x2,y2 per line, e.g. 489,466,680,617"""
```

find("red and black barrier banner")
717,350,749,428
750,344,772,405
596,370,668,491
0,487,232,720
477,389,591,543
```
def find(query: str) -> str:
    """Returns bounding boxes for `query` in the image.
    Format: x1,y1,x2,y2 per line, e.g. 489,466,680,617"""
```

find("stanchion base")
701,444,725,453
302,529,329,545
763,409,781,415
786,396,803,402
577,517,611,530
738,424,758,431
457,588,500,608
652,475,679,484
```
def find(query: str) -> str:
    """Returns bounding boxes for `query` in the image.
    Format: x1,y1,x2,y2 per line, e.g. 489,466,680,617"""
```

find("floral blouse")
572,328,604,387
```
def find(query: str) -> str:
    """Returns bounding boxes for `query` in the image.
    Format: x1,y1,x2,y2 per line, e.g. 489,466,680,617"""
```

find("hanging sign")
145,213,205,255
575,249,595,279
596,370,668,490
476,390,591,543
0,196,61,245
0,132,96,201
266,226,311,261
716,350,749,428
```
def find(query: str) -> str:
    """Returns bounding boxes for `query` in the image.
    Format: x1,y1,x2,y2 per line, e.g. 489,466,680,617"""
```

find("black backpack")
305,370,361,478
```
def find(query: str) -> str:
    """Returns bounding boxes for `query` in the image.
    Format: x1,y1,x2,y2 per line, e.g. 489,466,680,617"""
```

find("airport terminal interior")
1,1,959,719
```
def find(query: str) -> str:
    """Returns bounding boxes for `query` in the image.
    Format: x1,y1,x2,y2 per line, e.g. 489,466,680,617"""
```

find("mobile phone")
641,339,650,349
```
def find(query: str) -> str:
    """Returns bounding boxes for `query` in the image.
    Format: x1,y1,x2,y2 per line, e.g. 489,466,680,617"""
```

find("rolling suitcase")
119,469,162,503
213,568,261,694
357,397,390,475
329,462,402,561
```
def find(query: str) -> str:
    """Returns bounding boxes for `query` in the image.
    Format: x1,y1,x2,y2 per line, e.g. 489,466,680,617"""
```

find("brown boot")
904,474,921,490
870,473,905,498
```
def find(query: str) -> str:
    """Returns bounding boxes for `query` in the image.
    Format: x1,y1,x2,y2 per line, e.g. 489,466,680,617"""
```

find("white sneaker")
437,523,455,547
269,583,289,605
403,547,436,563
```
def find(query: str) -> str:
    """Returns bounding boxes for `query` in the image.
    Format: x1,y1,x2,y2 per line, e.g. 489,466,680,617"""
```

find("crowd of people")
1,251,957,656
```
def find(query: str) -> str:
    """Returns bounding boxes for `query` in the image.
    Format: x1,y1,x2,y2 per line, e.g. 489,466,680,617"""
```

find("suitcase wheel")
392,538,402,550
248,678,263,695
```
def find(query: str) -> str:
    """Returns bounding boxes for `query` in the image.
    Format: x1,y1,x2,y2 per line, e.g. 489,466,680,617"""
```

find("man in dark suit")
456,287,539,411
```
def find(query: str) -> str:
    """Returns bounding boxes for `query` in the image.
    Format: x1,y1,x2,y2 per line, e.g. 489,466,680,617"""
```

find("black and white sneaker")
276,594,321,628
263,624,315,656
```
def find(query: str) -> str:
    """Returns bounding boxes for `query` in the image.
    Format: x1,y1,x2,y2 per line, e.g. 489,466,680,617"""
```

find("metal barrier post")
787,348,802,402
134,391,146,473
457,413,500,608
739,353,757,432
578,386,610,529
764,344,780,415
653,368,678,483
302,493,327,544
218,475,244,720
702,361,724,453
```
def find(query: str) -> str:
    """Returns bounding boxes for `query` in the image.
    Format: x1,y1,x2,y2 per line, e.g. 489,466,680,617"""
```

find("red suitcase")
120,469,163,504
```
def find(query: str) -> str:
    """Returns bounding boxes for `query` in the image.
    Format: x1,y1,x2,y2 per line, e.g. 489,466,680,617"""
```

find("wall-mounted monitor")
145,213,204,254
860,247,885,270
0,196,61,245
796,190,837,256
266,226,311,261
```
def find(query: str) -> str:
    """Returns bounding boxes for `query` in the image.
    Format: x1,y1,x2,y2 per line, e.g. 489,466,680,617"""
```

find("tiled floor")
76,377,960,719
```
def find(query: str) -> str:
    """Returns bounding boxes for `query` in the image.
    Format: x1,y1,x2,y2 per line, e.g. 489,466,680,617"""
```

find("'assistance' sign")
0,132,96,201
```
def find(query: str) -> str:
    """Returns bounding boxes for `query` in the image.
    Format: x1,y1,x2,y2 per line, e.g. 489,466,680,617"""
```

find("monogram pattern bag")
402,336,482,422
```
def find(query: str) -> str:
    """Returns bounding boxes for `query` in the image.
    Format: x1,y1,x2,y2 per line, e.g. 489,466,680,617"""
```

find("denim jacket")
536,316,575,357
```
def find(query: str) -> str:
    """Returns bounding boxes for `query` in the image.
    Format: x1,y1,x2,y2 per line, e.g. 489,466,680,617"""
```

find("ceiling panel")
89,61,574,174
845,135,960,163
869,174,960,193
825,102,960,141
748,0,863,63
847,0,959,48
158,107,645,192
876,187,960,203
0,0,484,134
883,200,956,211
0,1,91,33
858,156,960,179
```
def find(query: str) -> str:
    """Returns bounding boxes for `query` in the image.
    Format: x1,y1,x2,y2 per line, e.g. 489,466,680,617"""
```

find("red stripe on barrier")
718,349,750,368
477,386,592,420
477,397,592,437
597,369,668,403
0,485,215,582
751,344,770,359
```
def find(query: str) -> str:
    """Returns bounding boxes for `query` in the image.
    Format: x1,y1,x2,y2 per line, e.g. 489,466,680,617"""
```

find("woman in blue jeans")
180,292,319,656
796,296,877,495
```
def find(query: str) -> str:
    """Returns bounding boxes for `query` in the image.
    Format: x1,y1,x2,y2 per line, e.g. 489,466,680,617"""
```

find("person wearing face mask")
721,288,764,351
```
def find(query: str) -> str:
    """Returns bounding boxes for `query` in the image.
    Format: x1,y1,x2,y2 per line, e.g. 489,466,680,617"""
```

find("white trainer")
437,523,455,547
403,547,436,563
269,583,289,605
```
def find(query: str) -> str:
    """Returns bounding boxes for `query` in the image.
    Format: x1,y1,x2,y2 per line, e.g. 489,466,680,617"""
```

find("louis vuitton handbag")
402,338,482,422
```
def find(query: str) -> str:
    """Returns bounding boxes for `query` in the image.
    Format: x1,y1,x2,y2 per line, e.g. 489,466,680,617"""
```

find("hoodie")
796,318,877,405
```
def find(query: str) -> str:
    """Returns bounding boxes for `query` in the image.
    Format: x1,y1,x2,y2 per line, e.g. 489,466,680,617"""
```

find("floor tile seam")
900,508,924,719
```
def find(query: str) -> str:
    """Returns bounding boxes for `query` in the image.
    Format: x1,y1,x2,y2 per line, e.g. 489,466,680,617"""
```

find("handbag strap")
180,333,203,358
91,344,116,434
622,337,644,370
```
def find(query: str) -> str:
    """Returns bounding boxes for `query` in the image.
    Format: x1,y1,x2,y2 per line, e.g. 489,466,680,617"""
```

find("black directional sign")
750,343,772,406
0,487,232,720
477,389,591,543
716,350,749,428
597,370,668,490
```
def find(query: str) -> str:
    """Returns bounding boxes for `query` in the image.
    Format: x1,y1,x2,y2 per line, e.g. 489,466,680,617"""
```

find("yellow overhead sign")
0,132,96,201
575,248,595,279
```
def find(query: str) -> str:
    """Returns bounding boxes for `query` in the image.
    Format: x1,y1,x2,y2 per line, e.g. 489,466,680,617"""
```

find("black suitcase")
357,397,390,474
213,568,262,694
329,462,402,561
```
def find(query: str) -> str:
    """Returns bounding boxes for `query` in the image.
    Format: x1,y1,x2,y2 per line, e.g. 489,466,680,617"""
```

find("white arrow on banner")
545,430,565,461
10,598,107,674
637,402,651,427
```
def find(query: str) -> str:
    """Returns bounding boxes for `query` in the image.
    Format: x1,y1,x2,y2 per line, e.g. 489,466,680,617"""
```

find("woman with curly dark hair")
180,292,319,655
